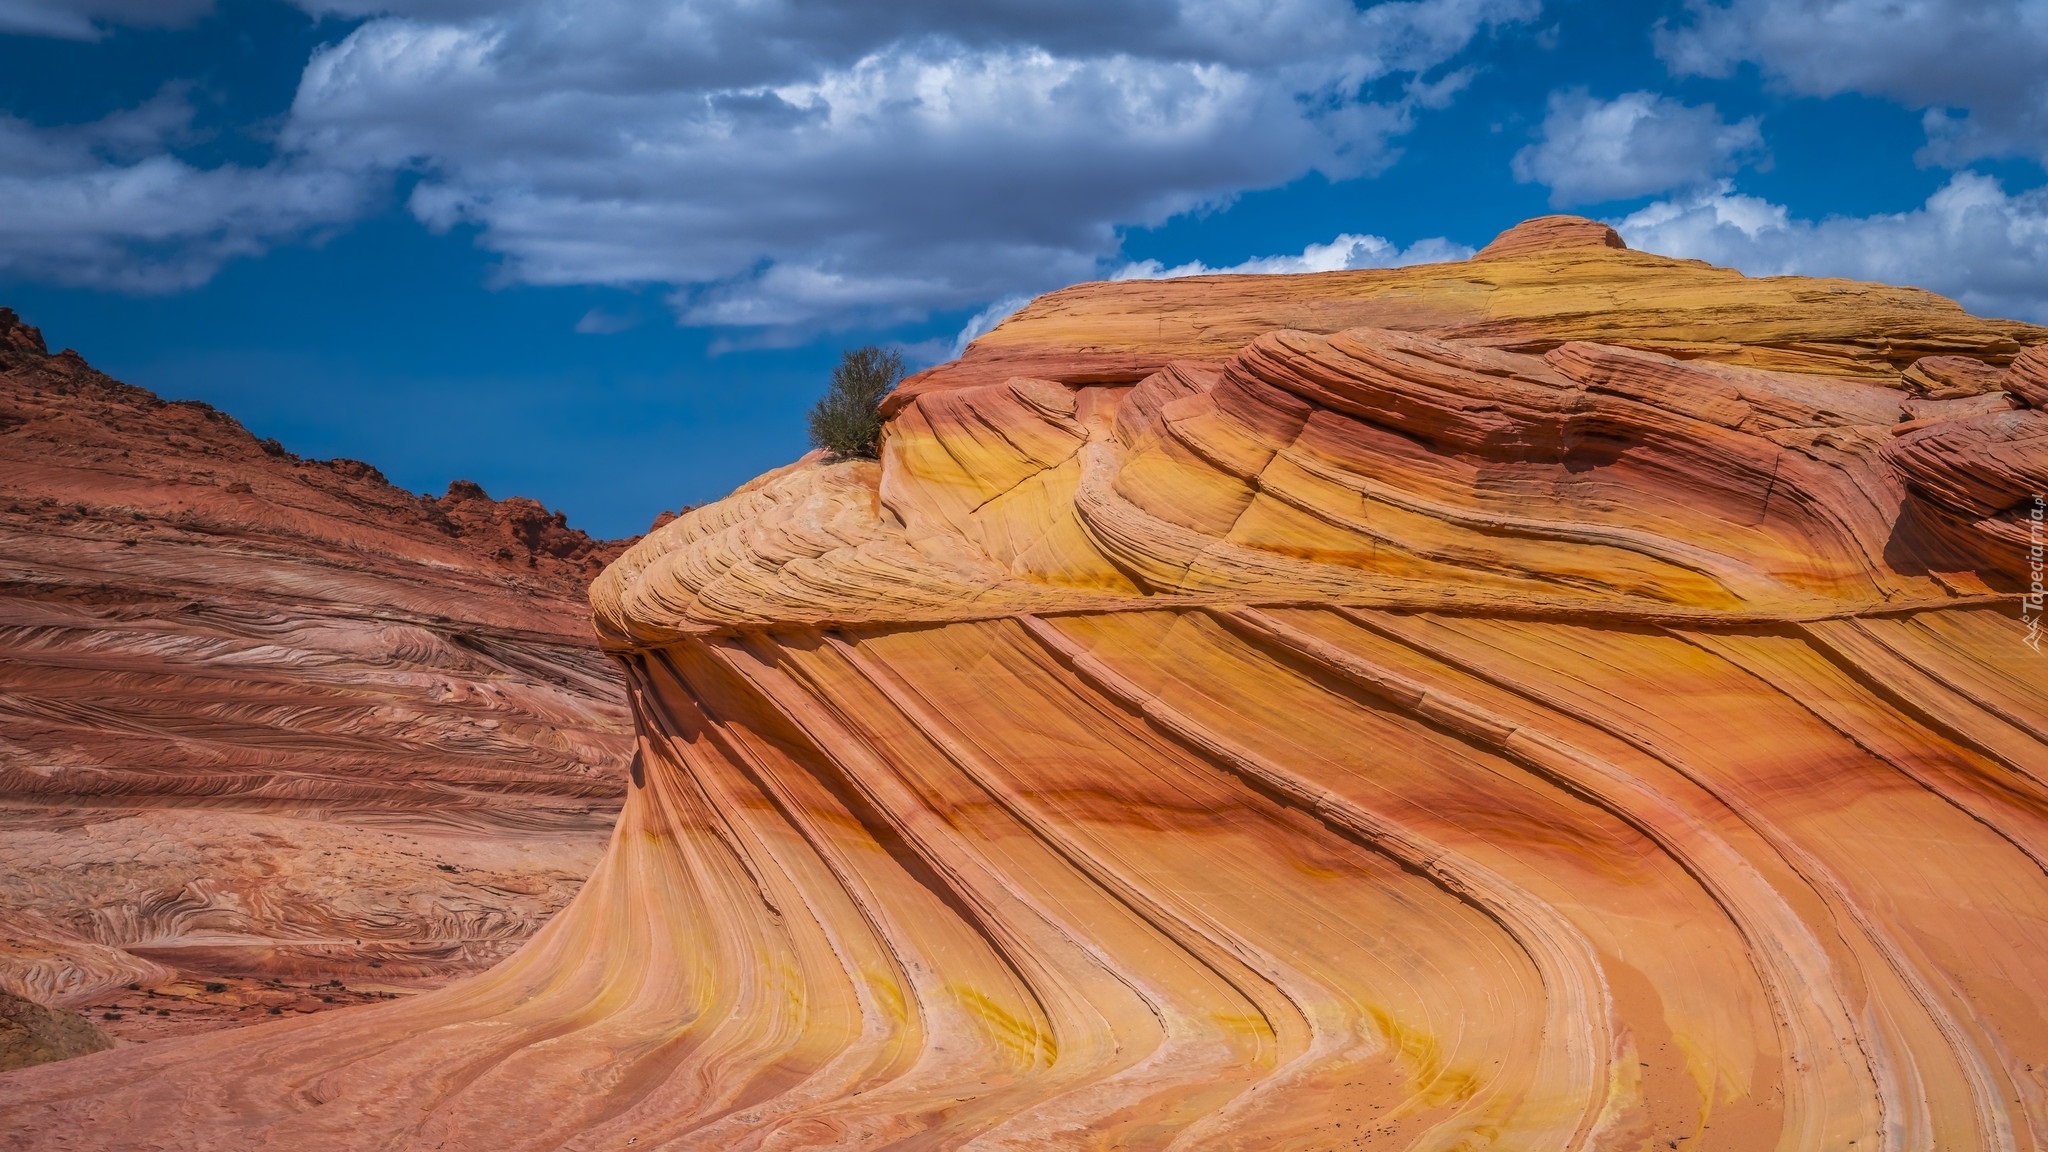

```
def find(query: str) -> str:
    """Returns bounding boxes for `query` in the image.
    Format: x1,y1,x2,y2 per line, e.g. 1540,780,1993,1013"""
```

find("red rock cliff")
0,309,633,1042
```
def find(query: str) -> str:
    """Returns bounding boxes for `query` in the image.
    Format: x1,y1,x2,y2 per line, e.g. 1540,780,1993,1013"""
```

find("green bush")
808,346,903,461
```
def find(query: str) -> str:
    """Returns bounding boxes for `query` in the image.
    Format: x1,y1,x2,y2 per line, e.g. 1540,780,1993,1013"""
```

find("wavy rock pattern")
0,314,632,1036
5,222,2047,1151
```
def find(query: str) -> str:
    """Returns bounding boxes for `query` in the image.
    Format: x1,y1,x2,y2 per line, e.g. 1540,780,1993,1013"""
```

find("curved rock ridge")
7,230,2048,1151
0,311,632,1040
594,324,2032,639
1471,214,1629,259
889,215,2046,412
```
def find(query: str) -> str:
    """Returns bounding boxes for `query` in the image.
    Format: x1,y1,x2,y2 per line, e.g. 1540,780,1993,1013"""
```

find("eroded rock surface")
6,222,2048,1151
0,991,111,1073
0,311,632,1044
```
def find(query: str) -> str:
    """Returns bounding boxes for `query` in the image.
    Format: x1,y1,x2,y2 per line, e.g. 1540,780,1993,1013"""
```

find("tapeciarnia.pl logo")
2026,493,2045,653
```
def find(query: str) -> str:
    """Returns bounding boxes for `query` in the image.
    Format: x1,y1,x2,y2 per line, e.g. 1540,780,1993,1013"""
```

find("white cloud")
1615,171,2048,323
0,92,371,291
1512,89,1763,206
573,307,637,334
0,0,213,39
0,0,1536,329
951,294,1033,357
1112,231,1472,279
1658,0,2048,166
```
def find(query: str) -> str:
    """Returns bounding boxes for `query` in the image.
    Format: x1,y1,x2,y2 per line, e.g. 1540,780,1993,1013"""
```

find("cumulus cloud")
1113,230,1471,278
1512,89,1762,206
0,0,1535,329
0,91,370,291
1658,0,2048,166
1615,171,2048,323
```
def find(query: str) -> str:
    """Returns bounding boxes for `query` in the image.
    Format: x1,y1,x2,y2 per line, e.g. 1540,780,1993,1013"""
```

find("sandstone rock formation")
6,222,2048,1151
0,310,632,1043
0,992,111,1073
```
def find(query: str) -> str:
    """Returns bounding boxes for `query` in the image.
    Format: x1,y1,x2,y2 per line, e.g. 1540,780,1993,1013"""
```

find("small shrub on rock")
807,346,903,461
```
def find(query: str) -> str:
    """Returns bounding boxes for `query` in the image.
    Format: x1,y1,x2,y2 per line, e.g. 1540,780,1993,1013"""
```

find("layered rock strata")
5,221,2047,1151
0,312,632,1042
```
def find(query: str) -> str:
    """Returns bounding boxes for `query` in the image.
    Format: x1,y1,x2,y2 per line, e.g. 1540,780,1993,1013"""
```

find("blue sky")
3,0,2045,538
